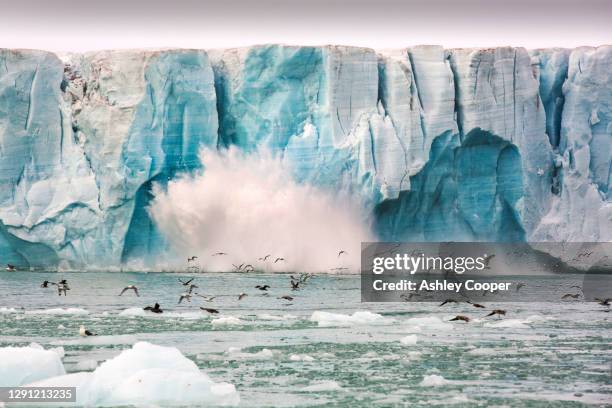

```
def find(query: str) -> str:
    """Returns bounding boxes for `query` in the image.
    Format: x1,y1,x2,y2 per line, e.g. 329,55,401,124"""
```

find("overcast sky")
1,0,610,51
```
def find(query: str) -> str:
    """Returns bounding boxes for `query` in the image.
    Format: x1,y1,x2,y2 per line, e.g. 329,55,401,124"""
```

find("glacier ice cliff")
0,45,610,268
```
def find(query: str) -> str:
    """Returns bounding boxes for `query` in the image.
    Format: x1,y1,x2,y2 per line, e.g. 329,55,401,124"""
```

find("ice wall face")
0,49,218,267
0,45,609,268
531,46,612,241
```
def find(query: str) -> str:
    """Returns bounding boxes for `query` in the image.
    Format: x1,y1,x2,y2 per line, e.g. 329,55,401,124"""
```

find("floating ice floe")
74,359,98,371
310,311,393,327
25,308,89,315
225,347,275,360
0,343,66,387
302,380,343,392
26,342,239,406
420,374,448,387
289,354,315,362
399,334,418,345
256,313,298,321
404,316,453,331
212,316,243,326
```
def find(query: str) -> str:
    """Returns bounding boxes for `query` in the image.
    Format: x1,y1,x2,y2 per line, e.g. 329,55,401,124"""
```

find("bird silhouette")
143,303,163,314
449,315,470,322
485,309,506,318
178,278,195,286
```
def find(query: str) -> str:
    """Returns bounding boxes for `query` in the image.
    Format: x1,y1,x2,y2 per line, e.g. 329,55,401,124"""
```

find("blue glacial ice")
0,45,610,268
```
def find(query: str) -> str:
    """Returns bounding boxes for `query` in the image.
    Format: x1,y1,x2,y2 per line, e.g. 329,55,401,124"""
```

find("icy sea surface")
0,272,611,407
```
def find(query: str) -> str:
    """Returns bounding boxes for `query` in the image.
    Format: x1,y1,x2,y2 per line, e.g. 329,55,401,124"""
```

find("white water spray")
149,148,373,272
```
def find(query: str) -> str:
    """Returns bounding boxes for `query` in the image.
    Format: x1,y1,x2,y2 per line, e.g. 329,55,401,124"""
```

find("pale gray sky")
1,0,610,51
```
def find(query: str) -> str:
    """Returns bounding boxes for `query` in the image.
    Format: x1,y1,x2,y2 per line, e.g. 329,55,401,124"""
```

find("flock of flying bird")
417,282,612,323
6,246,611,335
73,271,315,336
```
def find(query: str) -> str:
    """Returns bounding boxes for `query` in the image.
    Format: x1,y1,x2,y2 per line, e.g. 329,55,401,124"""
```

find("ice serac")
0,45,609,268
532,46,612,241
0,49,218,267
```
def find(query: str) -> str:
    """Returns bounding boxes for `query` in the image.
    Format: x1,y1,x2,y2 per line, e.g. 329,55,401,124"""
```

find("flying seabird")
561,293,580,300
57,283,69,296
258,254,272,261
449,315,470,322
290,280,300,290
439,299,458,306
195,294,216,302
178,278,195,286
58,279,68,285
485,309,506,318
79,325,96,337
5,264,16,271
178,293,192,304
274,257,285,263
338,250,347,257
255,285,270,291
516,282,526,292
232,263,245,271
238,293,247,300
187,256,198,262
212,252,227,256
595,298,611,306
200,307,219,314
467,301,485,308
143,303,163,313
569,285,582,290
187,284,198,294
119,285,139,296
41,280,56,288
279,295,294,301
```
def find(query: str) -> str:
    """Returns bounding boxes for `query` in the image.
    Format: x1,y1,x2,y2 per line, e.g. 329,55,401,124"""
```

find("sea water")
0,272,610,406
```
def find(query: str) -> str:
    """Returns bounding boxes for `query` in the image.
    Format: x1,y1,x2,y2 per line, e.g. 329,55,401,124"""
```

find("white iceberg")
25,308,89,315
0,343,66,386
420,374,448,387
27,342,239,406
211,316,243,326
404,316,453,331
399,334,418,345
310,311,393,327
225,347,275,360
289,354,315,362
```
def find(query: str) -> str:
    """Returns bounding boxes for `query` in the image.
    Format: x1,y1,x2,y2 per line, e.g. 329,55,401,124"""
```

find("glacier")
0,45,610,268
